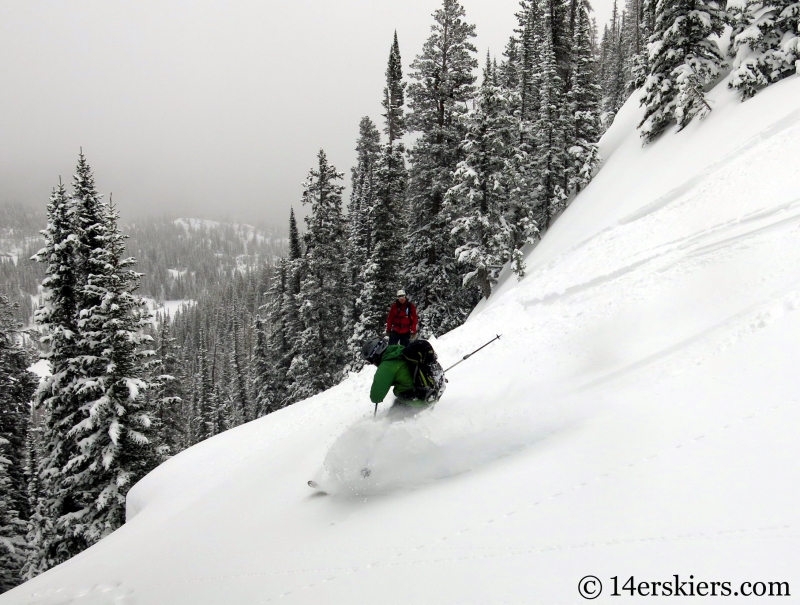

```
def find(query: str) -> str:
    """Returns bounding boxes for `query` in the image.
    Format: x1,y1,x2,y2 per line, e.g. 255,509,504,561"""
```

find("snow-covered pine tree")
519,0,543,123
68,198,156,545
229,306,251,424
623,0,654,91
250,313,276,416
404,0,479,336
499,36,522,91
149,315,185,459
351,33,410,360
384,31,406,145
346,117,381,364
21,420,47,583
0,435,25,593
601,1,629,120
254,258,292,414
730,0,800,99
287,151,347,400
28,180,87,574
639,0,729,142
568,0,603,192
0,295,36,592
535,0,571,228
282,208,303,375
445,56,518,300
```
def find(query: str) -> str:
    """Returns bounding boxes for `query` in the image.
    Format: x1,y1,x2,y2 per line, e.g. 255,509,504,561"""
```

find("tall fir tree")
28,154,156,576
287,151,348,400
347,117,382,364
250,313,276,417
567,0,603,192
639,0,729,142
534,0,571,228
404,0,479,336
282,208,303,389
0,295,36,593
149,315,185,459
256,257,293,413
351,33,410,361
445,57,519,300
229,306,251,424
600,0,629,120
28,179,86,575
383,31,407,144
67,198,156,545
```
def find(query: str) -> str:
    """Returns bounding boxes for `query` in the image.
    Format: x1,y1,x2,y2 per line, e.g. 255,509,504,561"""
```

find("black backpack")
401,340,447,403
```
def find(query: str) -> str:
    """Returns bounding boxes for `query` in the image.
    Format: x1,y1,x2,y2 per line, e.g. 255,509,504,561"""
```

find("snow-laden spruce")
26,153,156,579
287,150,348,401
730,0,800,99
404,0,479,336
445,57,535,299
639,0,730,141
0,295,36,592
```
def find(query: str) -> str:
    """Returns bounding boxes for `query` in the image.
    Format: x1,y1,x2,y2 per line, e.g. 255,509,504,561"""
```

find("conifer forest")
1,0,797,593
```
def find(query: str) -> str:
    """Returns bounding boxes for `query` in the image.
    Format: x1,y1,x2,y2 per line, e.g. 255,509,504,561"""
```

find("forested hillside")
0,204,285,325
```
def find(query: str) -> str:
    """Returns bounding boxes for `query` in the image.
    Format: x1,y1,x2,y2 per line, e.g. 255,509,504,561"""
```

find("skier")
361,337,445,417
386,289,417,346
362,338,417,406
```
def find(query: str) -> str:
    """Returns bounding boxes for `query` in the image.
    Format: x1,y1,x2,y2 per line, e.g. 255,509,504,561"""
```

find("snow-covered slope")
5,75,800,605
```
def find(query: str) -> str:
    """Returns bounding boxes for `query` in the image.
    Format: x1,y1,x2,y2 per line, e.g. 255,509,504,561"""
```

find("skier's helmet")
361,338,388,364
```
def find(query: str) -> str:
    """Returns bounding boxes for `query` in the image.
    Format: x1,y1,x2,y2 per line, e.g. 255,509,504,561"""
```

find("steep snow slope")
5,75,800,605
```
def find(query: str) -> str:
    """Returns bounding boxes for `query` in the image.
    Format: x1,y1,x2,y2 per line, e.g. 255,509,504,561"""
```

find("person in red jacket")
386,289,418,346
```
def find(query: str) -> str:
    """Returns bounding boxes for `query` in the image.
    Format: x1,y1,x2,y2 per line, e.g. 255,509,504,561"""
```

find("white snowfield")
5,75,800,604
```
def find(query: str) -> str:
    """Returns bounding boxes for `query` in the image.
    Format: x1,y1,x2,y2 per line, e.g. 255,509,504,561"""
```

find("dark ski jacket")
386,300,418,335
369,344,415,404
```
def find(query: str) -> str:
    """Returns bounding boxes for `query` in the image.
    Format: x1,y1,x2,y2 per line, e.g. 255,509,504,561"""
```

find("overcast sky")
0,0,616,227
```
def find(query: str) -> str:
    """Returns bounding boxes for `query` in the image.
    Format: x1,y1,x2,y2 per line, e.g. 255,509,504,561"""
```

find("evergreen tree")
445,57,518,300
535,0,571,228
28,180,87,573
351,33,410,360
600,1,628,120
250,314,276,416
229,307,251,424
282,208,303,382
287,151,347,400
0,295,36,592
622,0,654,91
149,315,185,459
256,259,292,413
639,0,728,142
197,330,216,440
568,0,603,192
68,199,156,545
29,154,157,575
730,0,800,99
383,31,407,144
347,117,382,362
405,0,479,336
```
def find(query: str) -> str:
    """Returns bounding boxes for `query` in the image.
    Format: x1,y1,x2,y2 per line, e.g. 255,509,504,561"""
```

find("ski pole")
444,334,501,373
374,402,378,418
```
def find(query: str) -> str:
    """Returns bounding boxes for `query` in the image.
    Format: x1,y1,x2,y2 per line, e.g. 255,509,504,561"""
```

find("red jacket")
387,300,418,334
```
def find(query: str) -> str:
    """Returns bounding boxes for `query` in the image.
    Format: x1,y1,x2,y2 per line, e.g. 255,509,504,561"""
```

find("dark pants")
388,331,411,346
